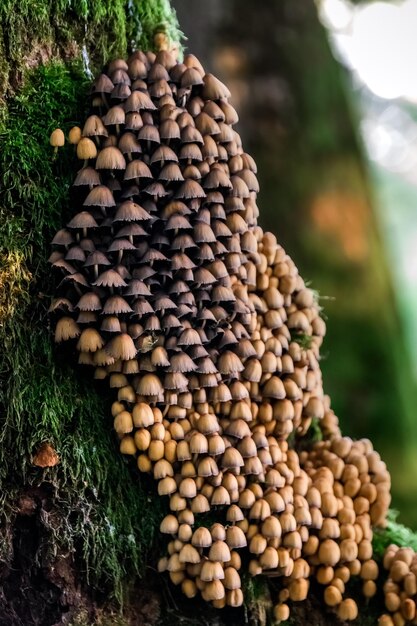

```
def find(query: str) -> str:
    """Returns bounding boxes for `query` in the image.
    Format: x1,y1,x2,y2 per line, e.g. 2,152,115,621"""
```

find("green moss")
0,0,184,101
0,0,184,604
0,59,166,603
373,510,417,558
289,332,314,350
129,0,184,52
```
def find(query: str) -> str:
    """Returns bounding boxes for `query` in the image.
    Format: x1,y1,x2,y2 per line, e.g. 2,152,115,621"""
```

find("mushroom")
77,137,97,165
68,126,82,145
32,442,60,468
50,128,65,156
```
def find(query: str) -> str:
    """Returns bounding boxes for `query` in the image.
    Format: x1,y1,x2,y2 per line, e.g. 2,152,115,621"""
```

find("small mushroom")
50,128,65,156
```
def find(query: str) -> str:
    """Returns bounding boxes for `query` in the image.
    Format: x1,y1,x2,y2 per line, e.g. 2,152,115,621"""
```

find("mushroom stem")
101,91,110,110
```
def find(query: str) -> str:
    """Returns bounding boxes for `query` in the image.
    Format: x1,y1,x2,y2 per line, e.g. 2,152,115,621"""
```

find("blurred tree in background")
173,0,417,527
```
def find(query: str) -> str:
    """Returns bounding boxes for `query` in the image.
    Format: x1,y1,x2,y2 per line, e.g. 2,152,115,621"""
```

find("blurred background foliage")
173,0,417,527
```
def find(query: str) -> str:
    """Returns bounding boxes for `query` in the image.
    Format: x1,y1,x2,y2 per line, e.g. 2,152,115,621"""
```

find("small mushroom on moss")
32,443,60,468
50,128,65,156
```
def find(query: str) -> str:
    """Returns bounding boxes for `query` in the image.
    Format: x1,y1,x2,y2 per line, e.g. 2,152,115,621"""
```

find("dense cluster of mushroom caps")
49,49,398,621
379,546,417,626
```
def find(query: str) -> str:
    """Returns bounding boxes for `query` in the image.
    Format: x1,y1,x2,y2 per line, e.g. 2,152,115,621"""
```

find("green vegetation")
0,0,183,102
373,510,417,558
289,332,314,350
130,0,185,52
0,0,182,603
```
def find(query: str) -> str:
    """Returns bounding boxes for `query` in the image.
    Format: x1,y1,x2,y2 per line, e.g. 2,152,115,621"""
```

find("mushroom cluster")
49,49,392,620
379,546,417,625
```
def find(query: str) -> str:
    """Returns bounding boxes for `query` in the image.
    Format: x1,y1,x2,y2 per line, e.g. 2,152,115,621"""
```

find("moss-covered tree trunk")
2,3,417,626
0,3,192,625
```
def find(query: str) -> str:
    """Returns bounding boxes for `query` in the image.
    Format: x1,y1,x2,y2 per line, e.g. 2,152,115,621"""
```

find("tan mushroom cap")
50,128,65,147
54,317,80,342
105,333,137,360
68,126,82,145
77,137,97,160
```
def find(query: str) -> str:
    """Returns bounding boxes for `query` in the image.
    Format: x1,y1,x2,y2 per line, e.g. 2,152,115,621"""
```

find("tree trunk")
0,3,190,624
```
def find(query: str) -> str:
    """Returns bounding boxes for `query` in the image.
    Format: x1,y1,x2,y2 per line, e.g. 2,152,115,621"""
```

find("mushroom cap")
93,269,126,288
192,526,212,548
226,526,247,549
83,115,108,138
209,541,231,563
50,128,65,147
160,514,178,534
32,442,60,467
114,200,151,222
67,211,98,230
125,90,156,112
96,146,126,170
54,317,80,343
68,126,82,145
76,137,97,160
201,560,225,582
105,333,137,360
337,599,358,621
77,328,104,352
179,543,201,564
202,73,231,100
136,374,163,397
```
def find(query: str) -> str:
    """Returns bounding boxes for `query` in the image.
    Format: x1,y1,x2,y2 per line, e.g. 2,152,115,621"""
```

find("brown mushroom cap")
32,442,60,468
